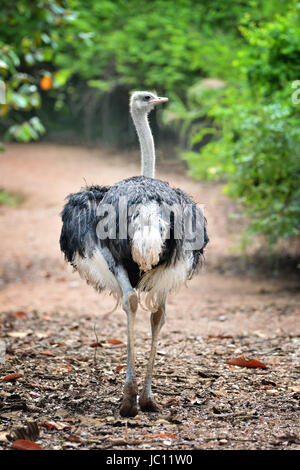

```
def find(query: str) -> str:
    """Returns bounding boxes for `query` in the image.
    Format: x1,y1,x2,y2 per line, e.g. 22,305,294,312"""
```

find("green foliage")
55,0,248,93
0,0,73,145
180,2,300,244
0,189,21,207
34,0,254,145
237,4,300,94
1,0,286,144
221,98,300,243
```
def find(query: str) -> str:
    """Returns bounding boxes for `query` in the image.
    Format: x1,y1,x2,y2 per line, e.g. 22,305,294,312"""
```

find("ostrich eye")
144,95,151,101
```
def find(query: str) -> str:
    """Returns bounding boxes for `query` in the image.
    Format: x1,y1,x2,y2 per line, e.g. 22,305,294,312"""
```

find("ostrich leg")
139,302,166,412
116,266,139,417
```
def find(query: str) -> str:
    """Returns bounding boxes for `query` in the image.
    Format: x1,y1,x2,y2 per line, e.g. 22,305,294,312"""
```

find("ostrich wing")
60,185,110,264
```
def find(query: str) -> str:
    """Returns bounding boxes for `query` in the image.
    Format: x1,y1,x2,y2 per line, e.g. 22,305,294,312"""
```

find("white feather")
73,251,122,302
138,253,193,312
131,202,168,272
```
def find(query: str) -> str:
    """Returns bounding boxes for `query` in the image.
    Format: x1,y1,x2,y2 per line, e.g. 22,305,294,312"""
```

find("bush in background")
0,0,74,146
173,3,300,245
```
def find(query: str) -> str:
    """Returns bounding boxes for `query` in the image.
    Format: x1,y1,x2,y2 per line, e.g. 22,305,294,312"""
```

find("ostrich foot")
139,393,160,412
120,383,138,417
120,396,138,417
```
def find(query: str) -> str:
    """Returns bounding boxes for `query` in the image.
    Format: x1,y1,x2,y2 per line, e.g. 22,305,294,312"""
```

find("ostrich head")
130,91,168,114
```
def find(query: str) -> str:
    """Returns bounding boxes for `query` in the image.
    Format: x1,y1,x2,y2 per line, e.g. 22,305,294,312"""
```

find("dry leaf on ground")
226,356,267,369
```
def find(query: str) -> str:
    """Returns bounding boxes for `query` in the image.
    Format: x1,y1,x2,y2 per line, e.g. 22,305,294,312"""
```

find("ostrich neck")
131,110,155,178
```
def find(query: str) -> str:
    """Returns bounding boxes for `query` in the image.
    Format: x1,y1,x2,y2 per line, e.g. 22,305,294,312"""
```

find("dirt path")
0,143,299,451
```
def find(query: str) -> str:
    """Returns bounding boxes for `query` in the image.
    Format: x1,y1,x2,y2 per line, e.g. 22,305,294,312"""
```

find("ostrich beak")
151,96,168,104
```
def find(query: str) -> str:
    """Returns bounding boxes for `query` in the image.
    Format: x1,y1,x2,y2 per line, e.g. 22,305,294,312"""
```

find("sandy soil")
0,142,299,451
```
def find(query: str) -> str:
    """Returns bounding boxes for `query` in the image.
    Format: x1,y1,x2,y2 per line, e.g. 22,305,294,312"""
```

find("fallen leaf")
115,364,123,373
35,330,53,339
39,422,57,431
157,349,167,356
40,350,56,357
211,387,228,397
11,439,43,450
107,339,124,345
54,365,72,372
2,373,23,381
288,386,300,394
266,389,279,395
253,331,267,338
166,397,180,405
106,438,128,445
7,331,32,338
144,433,176,439
39,421,71,431
208,334,233,339
67,435,81,443
226,356,267,369
12,311,28,319
0,431,8,441
189,397,203,404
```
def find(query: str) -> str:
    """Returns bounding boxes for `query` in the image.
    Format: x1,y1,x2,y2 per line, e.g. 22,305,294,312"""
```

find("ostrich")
60,91,209,417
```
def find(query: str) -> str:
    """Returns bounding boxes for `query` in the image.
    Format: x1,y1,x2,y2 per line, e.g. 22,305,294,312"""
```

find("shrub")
179,3,300,244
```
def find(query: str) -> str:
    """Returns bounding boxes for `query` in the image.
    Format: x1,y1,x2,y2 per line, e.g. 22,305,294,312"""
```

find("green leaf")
0,59,8,70
87,80,111,92
54,68,72,86
11,92,28,109
29,116,45,134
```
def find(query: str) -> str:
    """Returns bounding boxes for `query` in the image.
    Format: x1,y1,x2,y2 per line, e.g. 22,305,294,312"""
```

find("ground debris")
0,308,299,450
7,421,39,442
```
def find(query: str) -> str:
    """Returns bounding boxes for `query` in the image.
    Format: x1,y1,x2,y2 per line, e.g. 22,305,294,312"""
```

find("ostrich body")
60,91,209,417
